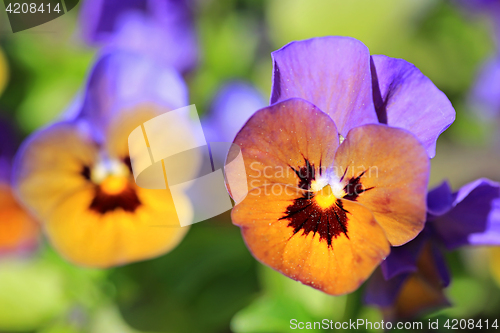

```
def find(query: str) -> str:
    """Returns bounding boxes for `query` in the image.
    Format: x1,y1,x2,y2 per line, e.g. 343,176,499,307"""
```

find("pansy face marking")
230,98,429,295
82,157,141,214
282,162,374,246
13,53,195,268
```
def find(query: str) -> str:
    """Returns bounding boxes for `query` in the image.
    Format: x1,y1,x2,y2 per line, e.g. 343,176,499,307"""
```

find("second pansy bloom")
13,52,196,268
229,36,455,295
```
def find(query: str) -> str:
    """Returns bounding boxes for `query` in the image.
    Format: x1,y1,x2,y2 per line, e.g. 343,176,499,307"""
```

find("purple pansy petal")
370,55,455,158
431,242,451,287
107,12,198,73
80,51,188,141
427,181,454,217
204,81,266,143
431,178,500,250
364,269,409,307
270,36,378,137
468,197,500,245
80,0,148,44
80,0,198,72
381,230,428,280
469,56,500,119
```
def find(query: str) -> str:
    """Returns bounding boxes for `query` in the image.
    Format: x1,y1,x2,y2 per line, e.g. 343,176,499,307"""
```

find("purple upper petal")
203,81,266,143
79,0,198,72
469,56,500,119
370,55,455,158
79,51,188,142
430,178,500,250
270,36,378,137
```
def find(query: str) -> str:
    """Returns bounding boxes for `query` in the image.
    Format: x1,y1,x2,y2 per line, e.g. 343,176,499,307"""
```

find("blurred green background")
1,0,500,332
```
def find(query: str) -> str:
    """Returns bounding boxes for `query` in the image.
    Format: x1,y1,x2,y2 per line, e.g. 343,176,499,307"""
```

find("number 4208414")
5,3,61,14
444,319,499,330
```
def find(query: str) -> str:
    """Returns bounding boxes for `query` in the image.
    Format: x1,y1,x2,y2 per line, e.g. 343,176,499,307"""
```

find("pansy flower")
228,36,454,295
79,0,198,73
365,179,500,319
13,52,196,268
0,119,39,256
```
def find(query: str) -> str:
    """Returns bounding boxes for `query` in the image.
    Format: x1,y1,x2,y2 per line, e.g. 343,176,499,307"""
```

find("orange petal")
44,186,189,268
0,184,39,254
14,122,98,221
14,120,191,267
232,184,390,295
334,124,429,246
228,98,339,193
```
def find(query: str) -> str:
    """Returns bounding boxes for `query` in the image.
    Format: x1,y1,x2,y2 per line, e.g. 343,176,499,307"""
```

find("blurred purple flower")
12,51,196,267
0,119,39,256
202,81,266,144
270,36,455,158
0,119,18,183
365,178,500,318
469,56,500,119
79,0,198,73
454,0,500,42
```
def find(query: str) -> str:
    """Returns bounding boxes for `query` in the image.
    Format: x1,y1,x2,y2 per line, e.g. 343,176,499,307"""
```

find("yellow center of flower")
100,176,129,195
314,185,337,209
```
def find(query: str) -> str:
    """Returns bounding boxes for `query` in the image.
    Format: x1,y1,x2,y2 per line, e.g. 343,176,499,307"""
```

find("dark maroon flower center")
282,158,373,246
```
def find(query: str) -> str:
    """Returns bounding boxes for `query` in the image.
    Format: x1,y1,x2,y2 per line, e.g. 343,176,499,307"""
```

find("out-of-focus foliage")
231,265,347,333
0,47,8,96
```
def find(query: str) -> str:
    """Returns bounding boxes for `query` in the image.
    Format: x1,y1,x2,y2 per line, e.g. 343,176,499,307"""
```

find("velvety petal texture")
270,36,455,157
370,55,455,158
230,98,430,295
334,124,429,246
270,37,378,137
230,98,339,192
233,185,389,296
